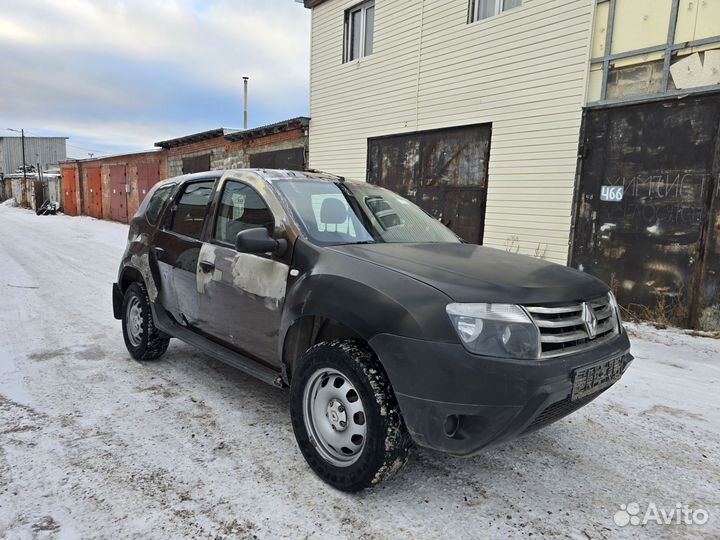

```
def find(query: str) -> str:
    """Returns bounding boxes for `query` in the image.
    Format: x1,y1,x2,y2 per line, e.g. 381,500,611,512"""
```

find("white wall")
308,0,595,263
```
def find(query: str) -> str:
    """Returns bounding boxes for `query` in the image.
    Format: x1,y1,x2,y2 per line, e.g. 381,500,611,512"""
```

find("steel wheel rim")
302,367,367,467
125,296,144,347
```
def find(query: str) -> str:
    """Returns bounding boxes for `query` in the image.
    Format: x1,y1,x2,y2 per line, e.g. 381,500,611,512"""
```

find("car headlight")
446,303,540,359
607,291,623,333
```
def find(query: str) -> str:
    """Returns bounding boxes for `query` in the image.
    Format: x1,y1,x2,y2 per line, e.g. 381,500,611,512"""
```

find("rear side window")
145,185,174,225
170,181,215,239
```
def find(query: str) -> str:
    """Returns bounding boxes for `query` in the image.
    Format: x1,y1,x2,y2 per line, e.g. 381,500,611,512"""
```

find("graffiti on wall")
571,95,720,331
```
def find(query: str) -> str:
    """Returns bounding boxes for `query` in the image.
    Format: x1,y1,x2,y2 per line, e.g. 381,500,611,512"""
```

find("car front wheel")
289,339,411,492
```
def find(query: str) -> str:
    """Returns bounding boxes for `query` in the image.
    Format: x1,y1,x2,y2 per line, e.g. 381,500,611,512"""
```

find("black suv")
113,169,632,491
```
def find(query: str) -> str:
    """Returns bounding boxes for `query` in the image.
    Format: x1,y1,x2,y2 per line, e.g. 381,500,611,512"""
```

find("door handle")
199,261,215,273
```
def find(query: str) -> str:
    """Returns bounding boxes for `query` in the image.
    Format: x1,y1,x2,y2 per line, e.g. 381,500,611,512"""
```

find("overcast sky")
0,0,310,158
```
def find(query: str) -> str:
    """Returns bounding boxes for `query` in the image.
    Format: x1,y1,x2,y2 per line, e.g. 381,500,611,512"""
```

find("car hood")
328,243,609,305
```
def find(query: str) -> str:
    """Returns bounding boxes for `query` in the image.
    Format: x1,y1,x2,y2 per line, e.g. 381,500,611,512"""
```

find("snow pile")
1,198,18,208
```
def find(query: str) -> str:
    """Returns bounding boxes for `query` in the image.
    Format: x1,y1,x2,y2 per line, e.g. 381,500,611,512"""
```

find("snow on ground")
0,205,718,540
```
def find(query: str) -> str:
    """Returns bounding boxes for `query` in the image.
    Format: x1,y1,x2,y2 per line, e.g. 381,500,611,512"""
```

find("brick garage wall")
66,151,167,222
166,136,233,176
56,121,308,223
59,162,81,215
166,128,307,175
237,128,307,167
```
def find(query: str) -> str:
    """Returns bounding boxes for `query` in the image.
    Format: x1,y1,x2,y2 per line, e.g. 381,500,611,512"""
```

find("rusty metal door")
86,167,102,218
367,124,491,244
32,180,44,210
109,165,128,223
182,154,211,174
249,148,305,170
62,169,78,215
137,161,161,203
571,94,720,329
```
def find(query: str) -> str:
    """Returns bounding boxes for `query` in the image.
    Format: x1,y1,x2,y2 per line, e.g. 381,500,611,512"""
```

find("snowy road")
0,205,719,540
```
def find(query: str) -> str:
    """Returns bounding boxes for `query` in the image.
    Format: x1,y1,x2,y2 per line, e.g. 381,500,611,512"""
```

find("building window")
470,0,522,22
344,1,375,62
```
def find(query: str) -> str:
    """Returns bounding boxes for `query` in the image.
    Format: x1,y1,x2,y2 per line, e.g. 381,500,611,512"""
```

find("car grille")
524,296,619,359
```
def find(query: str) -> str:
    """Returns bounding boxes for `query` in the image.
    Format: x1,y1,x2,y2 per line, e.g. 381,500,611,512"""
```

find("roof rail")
305,168,345,182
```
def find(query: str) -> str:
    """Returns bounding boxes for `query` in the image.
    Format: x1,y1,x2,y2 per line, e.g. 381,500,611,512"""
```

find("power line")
66,143,110,156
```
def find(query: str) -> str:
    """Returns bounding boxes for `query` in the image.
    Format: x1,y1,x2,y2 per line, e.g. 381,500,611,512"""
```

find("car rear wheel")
289,339,411,492
121,282,170,361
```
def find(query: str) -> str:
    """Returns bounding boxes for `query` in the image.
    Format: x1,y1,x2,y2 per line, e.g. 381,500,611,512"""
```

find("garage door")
182,154,211,174
109,165,128,223
367,124,491,245
570,94,720,329
62,169,78,216
137,162,161,201
249,148,305,170
86,167,103,219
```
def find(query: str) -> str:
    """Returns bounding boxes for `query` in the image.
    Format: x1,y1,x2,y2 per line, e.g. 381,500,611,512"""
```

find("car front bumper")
369,332,632,456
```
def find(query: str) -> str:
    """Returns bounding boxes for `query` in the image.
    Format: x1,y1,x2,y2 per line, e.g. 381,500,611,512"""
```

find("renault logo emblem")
582,302,598,338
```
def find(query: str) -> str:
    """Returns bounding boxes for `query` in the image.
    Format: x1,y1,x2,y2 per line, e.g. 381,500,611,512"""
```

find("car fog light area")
446,303,540,359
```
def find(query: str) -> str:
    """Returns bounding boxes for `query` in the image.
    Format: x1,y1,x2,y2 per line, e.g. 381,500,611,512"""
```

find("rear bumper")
112,282,123,320
369,332,632,456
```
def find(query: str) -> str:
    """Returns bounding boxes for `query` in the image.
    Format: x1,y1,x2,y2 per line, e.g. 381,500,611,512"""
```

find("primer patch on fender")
130,252,158,301
231,253,288,310
196,243,218,294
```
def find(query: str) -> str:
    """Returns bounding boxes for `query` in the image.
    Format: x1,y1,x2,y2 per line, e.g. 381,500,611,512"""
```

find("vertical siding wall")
309,0,594,262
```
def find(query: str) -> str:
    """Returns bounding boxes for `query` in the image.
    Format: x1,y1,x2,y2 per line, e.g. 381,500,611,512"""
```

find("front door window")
214,181,275,245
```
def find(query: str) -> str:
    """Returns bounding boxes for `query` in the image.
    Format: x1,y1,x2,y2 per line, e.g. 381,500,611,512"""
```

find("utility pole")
20,129,27,184
6,128,28,183
243,76,249,129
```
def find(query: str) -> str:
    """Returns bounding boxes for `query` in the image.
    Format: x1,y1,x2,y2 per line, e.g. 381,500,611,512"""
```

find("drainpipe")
415,0,426,130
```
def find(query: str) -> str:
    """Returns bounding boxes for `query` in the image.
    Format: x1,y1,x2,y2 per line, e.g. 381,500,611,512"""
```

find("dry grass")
505,235,520,254
534,243,548,260
610,273,688,329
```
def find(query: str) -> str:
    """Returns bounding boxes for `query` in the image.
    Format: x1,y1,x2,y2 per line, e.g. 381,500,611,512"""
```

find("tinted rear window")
145,185,174,225
170,181,215,239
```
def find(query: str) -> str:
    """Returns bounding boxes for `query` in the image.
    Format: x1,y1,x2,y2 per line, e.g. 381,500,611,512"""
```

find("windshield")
274,180,460,245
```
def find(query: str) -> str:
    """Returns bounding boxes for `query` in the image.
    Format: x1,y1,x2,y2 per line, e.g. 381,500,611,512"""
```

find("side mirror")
234,227,287,257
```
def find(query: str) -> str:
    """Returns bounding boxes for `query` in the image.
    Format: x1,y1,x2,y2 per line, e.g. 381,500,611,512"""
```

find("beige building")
304,0,598,263
303,0,720,329
303,0,720,274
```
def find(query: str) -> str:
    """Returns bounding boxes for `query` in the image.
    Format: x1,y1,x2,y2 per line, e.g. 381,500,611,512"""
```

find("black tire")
121,282,170,361
289,339,411,492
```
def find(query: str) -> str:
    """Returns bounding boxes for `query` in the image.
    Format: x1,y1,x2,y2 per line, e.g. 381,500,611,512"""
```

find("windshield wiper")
333,240,377,246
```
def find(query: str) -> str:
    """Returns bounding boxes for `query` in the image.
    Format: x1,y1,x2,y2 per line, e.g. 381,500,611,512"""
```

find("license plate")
571,356,624,401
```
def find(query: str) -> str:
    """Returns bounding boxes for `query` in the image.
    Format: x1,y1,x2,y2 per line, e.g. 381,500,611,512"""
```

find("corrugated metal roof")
223,117,310,142
59,148,163,164
153,117,310,149
154,128,241,149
